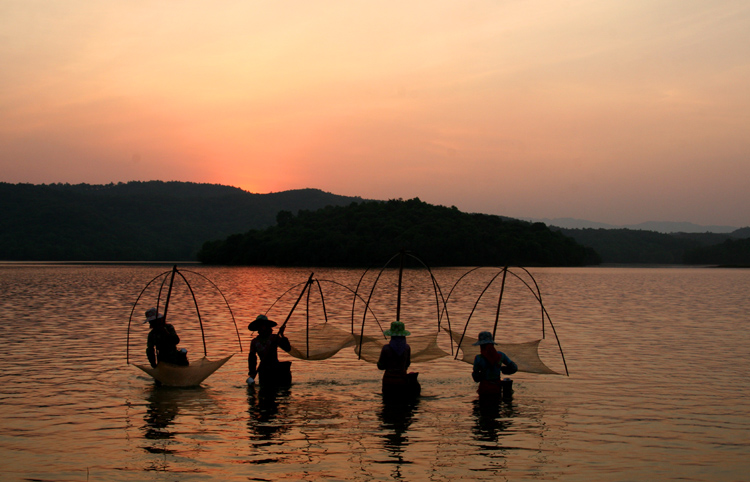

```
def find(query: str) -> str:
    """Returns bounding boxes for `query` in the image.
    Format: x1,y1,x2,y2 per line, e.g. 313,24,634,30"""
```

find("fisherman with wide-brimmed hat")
247,314,292,387
377,321,421,398
471,331,517,398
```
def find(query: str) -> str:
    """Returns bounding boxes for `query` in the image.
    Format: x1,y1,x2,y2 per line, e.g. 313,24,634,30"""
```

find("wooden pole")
491,267,508,341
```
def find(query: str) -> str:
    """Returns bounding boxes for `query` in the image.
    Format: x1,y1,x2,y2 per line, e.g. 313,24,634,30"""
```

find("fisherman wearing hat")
247,314,292,387
377,321,421,398
471,331,517,398
145,307,189,368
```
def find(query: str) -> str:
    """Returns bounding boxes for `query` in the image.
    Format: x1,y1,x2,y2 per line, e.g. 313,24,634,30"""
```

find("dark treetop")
0,181,364,261
197,198,599,267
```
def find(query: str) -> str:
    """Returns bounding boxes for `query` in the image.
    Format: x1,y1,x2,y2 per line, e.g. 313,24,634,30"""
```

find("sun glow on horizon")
2,1,750,225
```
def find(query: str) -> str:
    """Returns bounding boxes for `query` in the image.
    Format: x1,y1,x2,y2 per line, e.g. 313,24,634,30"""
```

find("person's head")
248,314,277,336
384,321,410,338
473,331,496,346
474,330,502,362
144,307,165,327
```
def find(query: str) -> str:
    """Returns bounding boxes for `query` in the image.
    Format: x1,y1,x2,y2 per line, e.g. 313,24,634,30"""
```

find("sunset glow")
2,1,749,226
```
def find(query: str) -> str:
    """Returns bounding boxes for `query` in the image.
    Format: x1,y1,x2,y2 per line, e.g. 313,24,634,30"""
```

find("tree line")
555,227,750,265
197,198,599,267
0,181,363,261
2,181,748,265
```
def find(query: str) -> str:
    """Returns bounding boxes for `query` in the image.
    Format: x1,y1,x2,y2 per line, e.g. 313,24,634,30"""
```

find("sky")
1,1,749,227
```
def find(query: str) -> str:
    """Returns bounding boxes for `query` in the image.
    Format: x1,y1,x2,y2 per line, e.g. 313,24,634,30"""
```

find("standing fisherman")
377,321,421,398
247,315,292,387
471,331,517,398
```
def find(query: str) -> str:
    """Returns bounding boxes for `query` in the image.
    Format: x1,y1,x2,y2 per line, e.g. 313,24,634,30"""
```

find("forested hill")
5,181,747,265
555,227,750,265
0,181,364,261
197,198,599,267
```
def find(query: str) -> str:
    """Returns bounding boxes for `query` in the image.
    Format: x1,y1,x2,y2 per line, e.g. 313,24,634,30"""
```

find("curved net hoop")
262,255,568,376
127,266,241,386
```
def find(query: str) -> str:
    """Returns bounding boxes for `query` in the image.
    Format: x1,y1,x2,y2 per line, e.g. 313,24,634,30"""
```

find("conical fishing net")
445,331,562,375
354,333,451,363
129,257,569,384
283,325,561,375
264,258,568,376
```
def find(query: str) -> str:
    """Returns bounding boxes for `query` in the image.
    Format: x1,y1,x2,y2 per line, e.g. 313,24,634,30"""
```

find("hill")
0,181,365,261
555,227,750,264
3,181,749,265
197,198,599,267
535,217,739,234
683,238,750,266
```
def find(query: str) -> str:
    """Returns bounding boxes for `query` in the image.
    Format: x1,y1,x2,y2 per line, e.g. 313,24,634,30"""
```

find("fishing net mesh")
128,264,567,379
284,324,562,375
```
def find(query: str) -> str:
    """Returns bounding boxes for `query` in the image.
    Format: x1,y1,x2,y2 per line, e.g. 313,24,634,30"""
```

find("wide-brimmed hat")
473,331,496,345
144,307,164,323
248,314,277,331
384,321,410,337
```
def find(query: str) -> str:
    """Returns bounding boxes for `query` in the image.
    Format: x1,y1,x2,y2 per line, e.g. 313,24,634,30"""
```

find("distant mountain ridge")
531,217,741,234
2,181,749,264
0,181,366,261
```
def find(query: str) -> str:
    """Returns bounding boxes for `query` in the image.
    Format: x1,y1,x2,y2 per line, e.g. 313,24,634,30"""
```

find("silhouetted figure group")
146,309,517,403
247,317,518,402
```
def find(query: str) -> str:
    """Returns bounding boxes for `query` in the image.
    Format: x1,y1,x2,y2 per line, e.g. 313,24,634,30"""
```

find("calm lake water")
1,263,749,481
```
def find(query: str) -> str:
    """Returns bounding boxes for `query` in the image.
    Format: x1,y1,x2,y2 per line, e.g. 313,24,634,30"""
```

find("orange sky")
2,1,749,226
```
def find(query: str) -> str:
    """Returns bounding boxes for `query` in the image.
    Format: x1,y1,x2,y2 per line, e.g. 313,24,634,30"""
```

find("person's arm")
472,355,483,382
165,324,180,345
500,352,518,375
404,345,411,370
146,332,157,368
377,345,389,370
248,341,258,378
277,333,291,353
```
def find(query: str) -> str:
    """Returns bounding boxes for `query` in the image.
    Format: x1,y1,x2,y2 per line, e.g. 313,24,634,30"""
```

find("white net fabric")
285,324,357,360
446,330,562,375
134,355,233,387
285,325,450,363
353,333,451,363
283,324,562,375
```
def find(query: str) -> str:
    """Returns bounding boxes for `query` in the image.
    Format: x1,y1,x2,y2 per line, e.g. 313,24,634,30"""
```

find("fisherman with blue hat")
471,331,517,398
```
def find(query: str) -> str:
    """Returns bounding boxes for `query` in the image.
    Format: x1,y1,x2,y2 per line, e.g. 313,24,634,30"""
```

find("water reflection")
471,397,515,443
141,386,188,472
143,387,181,449
141,385,215,472
4,265,750,481
377,396,420,478
246,385,291,443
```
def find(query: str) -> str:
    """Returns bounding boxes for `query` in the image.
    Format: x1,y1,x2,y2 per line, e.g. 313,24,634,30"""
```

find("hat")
144,307,164,323
384,321,410,337
473,331,496,345
248,314,277,331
